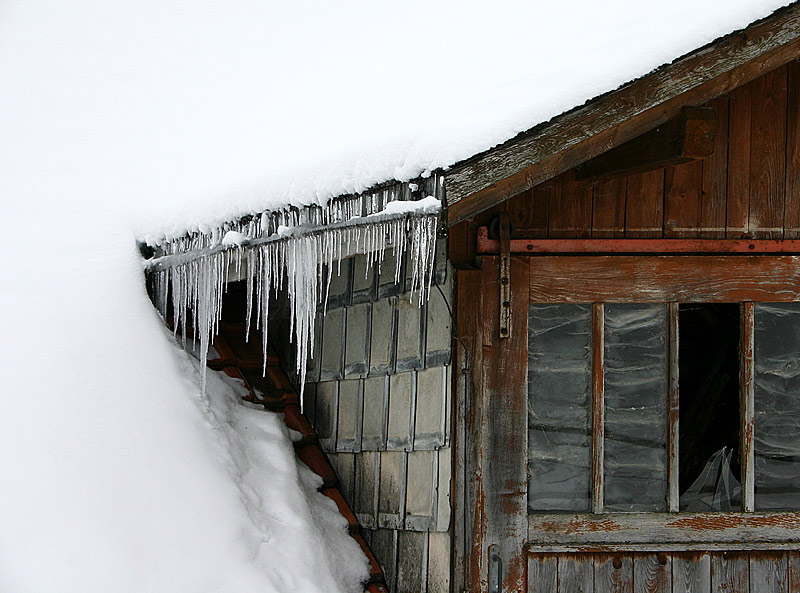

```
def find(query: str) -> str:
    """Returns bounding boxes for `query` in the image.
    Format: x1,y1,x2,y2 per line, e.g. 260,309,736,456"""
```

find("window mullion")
740,301,755,512
667,302,680,512
592,303,605,514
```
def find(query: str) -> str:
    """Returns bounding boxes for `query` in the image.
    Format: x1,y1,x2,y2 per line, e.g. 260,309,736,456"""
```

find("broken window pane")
678,303,741,511
603,303,668,512
528,303,592,512
754,303,800,510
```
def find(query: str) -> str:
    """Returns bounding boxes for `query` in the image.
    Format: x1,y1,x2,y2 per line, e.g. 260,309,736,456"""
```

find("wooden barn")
142,4,800,592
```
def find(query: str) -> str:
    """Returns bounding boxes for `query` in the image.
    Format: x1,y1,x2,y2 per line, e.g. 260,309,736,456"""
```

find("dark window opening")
678,303,741,511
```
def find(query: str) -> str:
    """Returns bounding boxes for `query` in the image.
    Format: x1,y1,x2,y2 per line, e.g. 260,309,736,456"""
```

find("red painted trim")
476,226,800,254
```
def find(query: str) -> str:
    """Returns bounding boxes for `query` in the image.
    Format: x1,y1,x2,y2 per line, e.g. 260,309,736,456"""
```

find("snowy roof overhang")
443,2,800,225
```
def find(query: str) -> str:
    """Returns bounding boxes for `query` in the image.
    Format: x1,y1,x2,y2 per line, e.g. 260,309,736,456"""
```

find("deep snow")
0,1,792,591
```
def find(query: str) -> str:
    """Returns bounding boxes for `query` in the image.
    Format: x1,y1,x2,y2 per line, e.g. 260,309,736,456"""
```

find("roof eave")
444,1,800,226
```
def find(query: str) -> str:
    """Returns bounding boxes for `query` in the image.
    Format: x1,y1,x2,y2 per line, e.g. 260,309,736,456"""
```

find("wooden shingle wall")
276,239,453,593
449,61,800,264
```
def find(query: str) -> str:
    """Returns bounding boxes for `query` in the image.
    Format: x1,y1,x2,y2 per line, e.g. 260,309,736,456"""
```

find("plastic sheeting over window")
527,304,592,512
754,303,800,510
604,304,668,512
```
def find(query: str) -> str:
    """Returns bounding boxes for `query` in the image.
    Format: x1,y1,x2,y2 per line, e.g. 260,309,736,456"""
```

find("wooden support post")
740,301,755,512
667,302,680,513
592,303,605,515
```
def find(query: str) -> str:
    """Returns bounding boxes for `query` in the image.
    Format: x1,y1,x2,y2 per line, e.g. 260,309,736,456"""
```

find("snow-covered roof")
1,2,796,592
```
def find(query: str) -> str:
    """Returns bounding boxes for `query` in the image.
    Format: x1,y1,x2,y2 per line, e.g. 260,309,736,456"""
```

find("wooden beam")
445,4,800,225
574,107,716,181
667,303,680,514
476,229,800,254
528,512,800,549
740,302,755,513
528,255,800,303
591,304,605,515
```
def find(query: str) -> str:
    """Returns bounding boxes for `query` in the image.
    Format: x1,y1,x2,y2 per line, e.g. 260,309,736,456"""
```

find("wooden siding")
450,62,800,266
527,551,800,593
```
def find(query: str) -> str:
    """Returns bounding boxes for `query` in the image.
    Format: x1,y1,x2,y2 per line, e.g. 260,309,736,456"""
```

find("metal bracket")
498,213,511,339
488,544,503,593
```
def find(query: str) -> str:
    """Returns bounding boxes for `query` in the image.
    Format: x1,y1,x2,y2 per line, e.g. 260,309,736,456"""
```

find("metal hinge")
498,213,511,339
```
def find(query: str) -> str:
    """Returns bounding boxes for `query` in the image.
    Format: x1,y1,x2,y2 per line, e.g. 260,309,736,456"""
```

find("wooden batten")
574,107,716,181
528,255,800,303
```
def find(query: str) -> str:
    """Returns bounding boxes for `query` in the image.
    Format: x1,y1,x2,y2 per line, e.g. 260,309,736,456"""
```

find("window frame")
524,254,800,553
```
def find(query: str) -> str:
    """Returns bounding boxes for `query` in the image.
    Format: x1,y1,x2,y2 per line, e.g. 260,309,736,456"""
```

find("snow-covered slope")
0,1,792,592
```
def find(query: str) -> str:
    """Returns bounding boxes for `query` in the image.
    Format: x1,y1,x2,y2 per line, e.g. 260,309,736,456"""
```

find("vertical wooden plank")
478,256,529,593
673,552,711,593
785,60,800,239
625,170,665,238
634,553,671,593
508,182,552,238
712,551,749,593
549,171,592,238
596,553,634,593
701,96,729,238
727,81,753,237
664,160,704,238
667,302,680,512
740,301,755,512
396,531,427,593
454,268,483,593
749,65,788,239
592,303,605,515
593,178,627,237
528,554,557,593
426,531,451,593
750,552,788,593
448,219,473,267
558,554,594,593
788,551,800,593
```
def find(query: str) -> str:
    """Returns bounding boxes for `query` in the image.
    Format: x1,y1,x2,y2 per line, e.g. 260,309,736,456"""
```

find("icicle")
145,186,441,409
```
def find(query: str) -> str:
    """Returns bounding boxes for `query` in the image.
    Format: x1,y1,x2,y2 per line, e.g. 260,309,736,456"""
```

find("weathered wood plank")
625,170,665,238
528,255,800,303
592,303,605,515
749,65,788,239
785,60,800,239
396,530,427,593
370,529,398,592
528,512,800,548
453,268,483,593
557,553,593,593
701,96,729,238
711,551,749,593
446,6,800,224
664,161,703,238
528,554,557,593
667,302,680,513
634,553,671,593
750,551,788,593
575,107,716,181
550,171,591,238
727,81,753,237
592,178,626,238
788,551,800,593
673,552,711,593
740,302,755,513
426,531,450,593
480,256,530,593
595,553,633,593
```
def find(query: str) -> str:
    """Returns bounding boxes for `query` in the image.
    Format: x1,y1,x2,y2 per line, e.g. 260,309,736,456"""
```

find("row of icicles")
148,209,440,399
